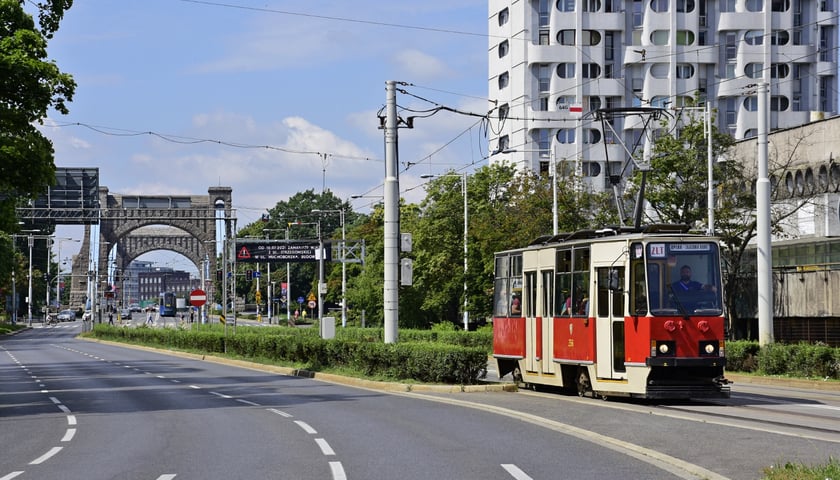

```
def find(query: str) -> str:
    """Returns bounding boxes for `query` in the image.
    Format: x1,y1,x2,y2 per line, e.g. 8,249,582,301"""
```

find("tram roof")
492,224,708,254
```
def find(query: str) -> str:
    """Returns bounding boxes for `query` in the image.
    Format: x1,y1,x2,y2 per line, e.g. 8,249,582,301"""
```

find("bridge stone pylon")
69,186,233,309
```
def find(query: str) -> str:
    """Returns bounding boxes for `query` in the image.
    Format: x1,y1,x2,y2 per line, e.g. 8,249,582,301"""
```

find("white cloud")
392,49,452,81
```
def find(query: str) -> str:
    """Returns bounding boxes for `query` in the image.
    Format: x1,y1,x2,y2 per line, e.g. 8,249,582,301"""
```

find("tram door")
595,266,626,380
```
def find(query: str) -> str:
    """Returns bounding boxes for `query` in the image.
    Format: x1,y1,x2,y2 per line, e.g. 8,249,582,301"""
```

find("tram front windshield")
643,241,722,316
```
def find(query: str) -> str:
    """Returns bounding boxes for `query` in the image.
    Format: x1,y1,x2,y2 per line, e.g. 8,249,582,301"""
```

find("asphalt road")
2,322,681,480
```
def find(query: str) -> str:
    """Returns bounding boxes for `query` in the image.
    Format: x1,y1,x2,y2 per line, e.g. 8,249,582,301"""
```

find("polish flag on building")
569,104,583,116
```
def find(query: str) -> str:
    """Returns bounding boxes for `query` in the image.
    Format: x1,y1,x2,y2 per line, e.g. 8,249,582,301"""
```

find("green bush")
88,324,490,385
726,340,760,372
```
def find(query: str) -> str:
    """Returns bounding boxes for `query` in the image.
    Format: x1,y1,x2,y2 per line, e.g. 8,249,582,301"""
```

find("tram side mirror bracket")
608,269,620,291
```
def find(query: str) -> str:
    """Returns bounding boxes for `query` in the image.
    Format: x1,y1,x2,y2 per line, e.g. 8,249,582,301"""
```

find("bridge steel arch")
69,186,233,309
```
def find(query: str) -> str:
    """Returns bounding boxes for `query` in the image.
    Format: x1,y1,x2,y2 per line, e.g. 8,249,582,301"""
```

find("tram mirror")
608,269,620,290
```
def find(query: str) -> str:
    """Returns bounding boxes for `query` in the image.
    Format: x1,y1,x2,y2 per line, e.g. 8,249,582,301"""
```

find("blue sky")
38,1,490,270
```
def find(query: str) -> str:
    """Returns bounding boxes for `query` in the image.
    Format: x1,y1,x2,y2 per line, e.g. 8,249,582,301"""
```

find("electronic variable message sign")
234,240,331,263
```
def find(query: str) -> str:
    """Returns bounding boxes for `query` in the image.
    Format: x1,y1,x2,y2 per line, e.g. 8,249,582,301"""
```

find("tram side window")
555,249,572,315
631,248,647,315
541,270,554,317
572,247,591,316
493,254,523,317
525,271,537,318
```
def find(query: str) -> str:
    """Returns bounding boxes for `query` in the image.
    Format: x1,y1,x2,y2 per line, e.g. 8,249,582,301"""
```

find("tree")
0,0,75,231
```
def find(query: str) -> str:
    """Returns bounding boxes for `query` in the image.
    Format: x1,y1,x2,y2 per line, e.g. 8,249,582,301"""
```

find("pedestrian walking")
108,311,114,325
146,309,153,325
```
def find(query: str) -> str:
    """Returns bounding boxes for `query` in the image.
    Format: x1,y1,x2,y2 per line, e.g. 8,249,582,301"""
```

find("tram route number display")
235,240,332,263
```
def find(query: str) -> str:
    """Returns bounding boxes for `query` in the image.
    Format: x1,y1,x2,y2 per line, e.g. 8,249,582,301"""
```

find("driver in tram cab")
672,265,715,292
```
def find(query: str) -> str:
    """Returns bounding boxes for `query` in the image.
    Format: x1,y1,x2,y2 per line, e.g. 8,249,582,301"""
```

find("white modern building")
487,0,838,191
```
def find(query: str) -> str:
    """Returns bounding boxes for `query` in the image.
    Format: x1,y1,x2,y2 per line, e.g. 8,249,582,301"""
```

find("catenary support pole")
383,81,400,343
756,82,774,345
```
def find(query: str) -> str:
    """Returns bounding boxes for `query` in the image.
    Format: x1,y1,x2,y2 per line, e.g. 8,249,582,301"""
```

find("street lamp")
421,173,469,331
312,209,346,328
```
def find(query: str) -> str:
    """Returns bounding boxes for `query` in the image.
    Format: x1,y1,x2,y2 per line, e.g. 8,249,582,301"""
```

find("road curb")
79,337,517,393
725,372,840,391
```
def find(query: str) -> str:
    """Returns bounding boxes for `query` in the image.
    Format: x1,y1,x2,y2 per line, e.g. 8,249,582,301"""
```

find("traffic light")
216,270,222,281
246,269,253,280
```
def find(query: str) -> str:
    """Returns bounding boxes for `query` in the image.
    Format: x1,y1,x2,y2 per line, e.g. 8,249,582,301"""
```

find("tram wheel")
576,368,592,397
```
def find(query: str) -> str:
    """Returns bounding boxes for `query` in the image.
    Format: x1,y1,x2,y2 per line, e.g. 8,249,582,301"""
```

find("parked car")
120,308,132,319
57,309,75,322
129,303,142,312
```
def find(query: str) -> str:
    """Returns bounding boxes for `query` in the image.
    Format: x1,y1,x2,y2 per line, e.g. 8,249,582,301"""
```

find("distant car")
57,309,75,322
129,304,142,312
120,308,132,318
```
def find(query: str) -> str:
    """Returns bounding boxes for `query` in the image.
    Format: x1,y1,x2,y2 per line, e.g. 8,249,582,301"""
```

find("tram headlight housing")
653,340,676,357
699,340,721,357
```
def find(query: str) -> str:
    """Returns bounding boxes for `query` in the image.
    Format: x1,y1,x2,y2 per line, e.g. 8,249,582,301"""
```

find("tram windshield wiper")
666,284,690,319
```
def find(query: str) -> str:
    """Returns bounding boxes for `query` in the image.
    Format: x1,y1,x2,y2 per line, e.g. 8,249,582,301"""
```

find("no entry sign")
189,289,207,307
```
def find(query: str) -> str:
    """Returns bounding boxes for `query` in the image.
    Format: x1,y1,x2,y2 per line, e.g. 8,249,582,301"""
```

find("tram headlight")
653,340,676,357
699,340,720,357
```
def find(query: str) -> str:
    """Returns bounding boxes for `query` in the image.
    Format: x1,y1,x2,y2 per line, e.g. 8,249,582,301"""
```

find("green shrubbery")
726,340,840,380
88,324,491,384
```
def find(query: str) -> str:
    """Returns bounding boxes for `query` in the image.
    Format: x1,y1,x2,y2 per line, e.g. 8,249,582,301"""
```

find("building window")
583,0,601,11
538,129,552,151
498,103,509,121
771,96,790,111
498,72,510,89
538,96,550,111
556,129,576,143
720,0,736,11
539,0,551,26
650,95,669,108
558,30,575,45
556,95,575,110
651,63,669,78
676,30,695,45
676,64,694,78
498,40,509,58
676,0,695,11
557,29,601,46
539,29,550,45
746,0,763,11
583,129,602,144
632,0,643,27
744,96,758,111
771,63,790,78
650,0,668,12
771,30,790,45
587,96,602,111
498,8,509,26
556,63,576,78
582,63,601,78
745,63,763,78
557,0,576,11
772,0,790,11
651,30,669,45
498,135,510,152
582,162,602,176
538,64,551,91
745,30,763,45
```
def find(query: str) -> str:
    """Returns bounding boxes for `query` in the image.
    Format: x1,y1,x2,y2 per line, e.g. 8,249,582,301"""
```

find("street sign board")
234,240,330,263
189,289,207,307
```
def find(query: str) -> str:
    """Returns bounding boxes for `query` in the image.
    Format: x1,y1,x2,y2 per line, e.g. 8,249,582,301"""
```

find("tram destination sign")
234,240,331,263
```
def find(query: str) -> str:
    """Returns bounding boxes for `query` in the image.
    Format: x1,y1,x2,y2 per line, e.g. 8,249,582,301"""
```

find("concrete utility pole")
756,82,774,345
383,81,399,343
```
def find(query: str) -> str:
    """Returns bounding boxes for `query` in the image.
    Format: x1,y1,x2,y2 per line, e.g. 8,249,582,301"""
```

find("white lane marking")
189,385,201,389
40,390,49,394
329,461,347,480
210,392,232,399
30,446,62,464
0,471,24,480
49,397,61,404
801,403,840,411
236,399,259,406
267,408,292,418
57,405,70,414
171,379,181,383
156,475,177,480
67,415,76,426
314,438,335,456
61,428,76,442
156,375,166,379
501,464,534,480
294,421,317,434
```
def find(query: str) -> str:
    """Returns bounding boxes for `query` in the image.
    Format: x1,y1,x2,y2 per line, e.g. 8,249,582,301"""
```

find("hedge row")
90,325,489,384
726,340,840,379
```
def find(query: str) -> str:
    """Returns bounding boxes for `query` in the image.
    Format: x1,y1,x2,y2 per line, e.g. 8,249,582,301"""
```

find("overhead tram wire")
50,121,382,164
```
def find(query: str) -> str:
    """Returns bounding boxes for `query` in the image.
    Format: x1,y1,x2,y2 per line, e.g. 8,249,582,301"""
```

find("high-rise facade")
488,0,838,190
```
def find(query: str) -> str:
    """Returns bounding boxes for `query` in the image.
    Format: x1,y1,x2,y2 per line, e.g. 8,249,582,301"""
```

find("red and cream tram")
492,225,730,399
